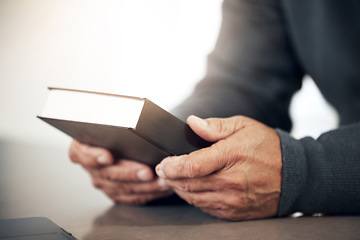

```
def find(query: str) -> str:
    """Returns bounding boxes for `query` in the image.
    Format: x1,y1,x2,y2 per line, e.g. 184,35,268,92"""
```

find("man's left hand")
155,115,282,221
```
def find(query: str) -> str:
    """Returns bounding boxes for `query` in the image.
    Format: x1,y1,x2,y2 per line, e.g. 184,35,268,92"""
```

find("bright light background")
0,0,337,148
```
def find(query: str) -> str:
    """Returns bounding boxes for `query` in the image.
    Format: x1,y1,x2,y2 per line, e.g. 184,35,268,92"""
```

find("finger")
163,177,216,192
111,191,174,205
91,176,171,194
162,173,247,193
156,139,231,179
187,115,247,142
69,140,114,167
174,189,228,209
99,159,155,182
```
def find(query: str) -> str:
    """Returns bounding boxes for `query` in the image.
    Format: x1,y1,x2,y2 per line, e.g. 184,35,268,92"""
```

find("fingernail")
156,166,166,178
137,169,153,181
97,155,111,165
191,115,207,127
157,178,168,187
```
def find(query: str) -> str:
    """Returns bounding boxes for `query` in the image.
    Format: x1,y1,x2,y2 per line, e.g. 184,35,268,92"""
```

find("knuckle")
217,118,226,134
68,146,79,163
184,157,200,178
224,195,242,209
68,150,77,163
216,139,239,166
92,178,102,189
219,117,237,135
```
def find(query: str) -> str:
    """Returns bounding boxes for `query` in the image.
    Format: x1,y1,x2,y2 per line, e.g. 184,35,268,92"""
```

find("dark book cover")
39,98,211,167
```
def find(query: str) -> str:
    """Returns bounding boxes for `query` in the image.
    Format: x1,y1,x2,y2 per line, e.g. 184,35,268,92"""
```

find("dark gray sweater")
172,0,360,216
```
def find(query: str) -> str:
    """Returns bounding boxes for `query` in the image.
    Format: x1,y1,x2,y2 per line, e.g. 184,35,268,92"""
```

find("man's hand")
155,115,282,221
69,140,173,204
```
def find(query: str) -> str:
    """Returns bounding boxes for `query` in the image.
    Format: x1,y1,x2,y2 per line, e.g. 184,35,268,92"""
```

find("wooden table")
1,140,359,239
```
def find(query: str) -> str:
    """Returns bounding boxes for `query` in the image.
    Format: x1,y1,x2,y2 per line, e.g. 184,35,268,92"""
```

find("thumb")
187,115,247,142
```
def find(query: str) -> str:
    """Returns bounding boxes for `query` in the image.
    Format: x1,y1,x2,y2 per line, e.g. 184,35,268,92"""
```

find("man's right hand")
68,140,173,204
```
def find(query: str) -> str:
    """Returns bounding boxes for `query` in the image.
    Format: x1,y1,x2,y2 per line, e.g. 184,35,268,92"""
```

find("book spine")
135,100,211,156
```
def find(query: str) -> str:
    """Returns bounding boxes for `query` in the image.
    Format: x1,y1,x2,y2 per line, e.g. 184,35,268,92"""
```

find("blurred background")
0,0,338,150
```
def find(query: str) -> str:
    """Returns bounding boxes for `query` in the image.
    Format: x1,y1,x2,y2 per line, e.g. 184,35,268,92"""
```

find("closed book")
38,88,211,167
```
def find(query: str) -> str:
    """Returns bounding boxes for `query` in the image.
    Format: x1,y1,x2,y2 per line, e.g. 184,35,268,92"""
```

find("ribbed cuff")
276,129,308,217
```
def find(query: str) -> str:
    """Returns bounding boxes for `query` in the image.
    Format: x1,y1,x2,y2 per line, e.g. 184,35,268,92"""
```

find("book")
38,87,211,167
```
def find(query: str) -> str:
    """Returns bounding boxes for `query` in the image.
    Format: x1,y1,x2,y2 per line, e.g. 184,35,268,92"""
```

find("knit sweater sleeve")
171,0,360,217
277,124,360,216
171,0,303,130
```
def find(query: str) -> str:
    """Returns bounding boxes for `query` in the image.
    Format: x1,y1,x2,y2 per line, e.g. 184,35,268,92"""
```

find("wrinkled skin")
69,140,173,204
156,115,282,221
